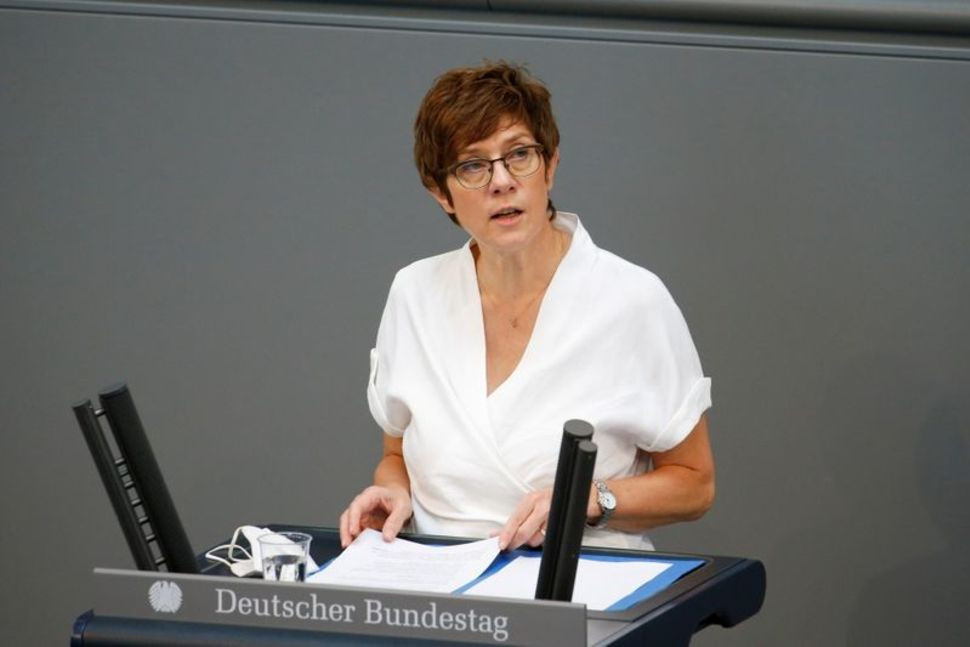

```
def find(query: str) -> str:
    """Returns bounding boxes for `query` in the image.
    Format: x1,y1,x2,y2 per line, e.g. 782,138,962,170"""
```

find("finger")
500,496,540,551
345,502,363,544
381,503,409,542
338,509,352,548
346,491,381,541
498,507,528,551
508,502,550,551
525,527,546,548
508,515,544,551
347,489,378,538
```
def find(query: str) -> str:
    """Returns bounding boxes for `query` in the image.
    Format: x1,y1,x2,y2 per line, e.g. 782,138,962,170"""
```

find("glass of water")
258,531,312,582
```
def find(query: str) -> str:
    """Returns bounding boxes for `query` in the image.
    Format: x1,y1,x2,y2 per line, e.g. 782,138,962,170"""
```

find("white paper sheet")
462,555,673,611
307,529,500,593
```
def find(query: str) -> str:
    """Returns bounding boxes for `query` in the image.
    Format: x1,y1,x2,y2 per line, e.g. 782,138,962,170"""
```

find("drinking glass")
258,531,312,582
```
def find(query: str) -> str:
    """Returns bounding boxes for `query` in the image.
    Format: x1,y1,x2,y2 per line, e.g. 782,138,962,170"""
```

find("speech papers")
463,555,672,611
307,529,500,593
308,530,686,611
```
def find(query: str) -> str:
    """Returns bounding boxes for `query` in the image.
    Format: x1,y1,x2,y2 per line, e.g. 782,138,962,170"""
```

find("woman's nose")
488,160,516,192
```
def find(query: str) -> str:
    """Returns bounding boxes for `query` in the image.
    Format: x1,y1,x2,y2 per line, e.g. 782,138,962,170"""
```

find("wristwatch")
587,479,617,529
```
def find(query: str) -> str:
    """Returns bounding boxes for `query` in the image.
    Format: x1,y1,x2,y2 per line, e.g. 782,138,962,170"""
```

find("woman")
340,62,714,552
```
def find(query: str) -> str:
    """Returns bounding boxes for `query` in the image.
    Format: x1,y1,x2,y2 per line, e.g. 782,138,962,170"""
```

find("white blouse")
367,213,711,550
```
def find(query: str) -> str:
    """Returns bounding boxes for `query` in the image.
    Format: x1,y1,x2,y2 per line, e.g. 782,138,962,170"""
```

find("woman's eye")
458,160,488,174
507,148,531,162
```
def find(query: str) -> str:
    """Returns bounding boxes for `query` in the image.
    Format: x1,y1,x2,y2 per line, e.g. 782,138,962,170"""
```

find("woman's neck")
474,223,568,302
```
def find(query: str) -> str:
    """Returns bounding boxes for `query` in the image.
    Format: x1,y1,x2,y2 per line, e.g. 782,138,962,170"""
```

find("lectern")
73,525,765,646
72,391,766,645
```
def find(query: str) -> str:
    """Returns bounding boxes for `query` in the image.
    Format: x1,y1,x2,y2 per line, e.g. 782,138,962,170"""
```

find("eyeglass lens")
454,146,542,189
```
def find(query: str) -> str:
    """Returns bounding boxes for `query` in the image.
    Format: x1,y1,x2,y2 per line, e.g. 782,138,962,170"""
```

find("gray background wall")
1,1,968,645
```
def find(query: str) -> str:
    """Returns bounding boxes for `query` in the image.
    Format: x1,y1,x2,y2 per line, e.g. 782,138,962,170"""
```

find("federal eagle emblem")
148,580,183,613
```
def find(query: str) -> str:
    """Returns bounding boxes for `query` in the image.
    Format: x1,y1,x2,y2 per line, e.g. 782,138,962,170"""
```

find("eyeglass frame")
443,144,546,190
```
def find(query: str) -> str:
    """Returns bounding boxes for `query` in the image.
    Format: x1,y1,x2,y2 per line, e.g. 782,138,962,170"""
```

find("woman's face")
430,119,559,256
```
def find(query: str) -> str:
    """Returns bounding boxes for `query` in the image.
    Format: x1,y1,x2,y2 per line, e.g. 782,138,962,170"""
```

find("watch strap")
588,479,616,529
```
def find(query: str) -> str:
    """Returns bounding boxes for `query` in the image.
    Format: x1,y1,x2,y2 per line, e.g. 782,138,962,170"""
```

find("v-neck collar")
458,213,593,403
442,212,595,485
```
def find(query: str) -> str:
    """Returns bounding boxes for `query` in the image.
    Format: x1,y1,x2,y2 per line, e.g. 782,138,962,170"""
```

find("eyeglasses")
447,144,545,190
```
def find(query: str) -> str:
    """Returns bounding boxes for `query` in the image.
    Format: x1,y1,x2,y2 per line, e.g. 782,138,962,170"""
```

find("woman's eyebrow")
458,133,534,158
498,131,534,147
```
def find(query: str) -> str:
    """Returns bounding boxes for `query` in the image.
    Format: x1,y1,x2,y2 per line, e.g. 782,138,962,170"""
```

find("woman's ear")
545,148,560,191
428,186,455,215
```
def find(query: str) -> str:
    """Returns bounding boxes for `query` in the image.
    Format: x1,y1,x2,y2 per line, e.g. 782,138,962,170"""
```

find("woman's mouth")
490,207,523,222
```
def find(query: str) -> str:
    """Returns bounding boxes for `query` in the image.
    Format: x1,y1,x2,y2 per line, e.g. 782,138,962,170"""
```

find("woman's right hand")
339,484,412,548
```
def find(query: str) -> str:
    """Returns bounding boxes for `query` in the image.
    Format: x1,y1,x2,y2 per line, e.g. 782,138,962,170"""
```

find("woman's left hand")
497,489,553,551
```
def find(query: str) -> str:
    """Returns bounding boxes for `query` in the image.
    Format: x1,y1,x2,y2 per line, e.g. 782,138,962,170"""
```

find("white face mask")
203,525,270,577
205,526,320,577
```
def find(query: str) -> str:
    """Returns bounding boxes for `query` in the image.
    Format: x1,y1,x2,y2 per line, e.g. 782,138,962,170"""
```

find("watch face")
601,492,617,510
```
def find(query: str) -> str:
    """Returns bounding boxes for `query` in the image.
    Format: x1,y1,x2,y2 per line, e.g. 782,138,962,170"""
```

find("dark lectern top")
73,525,766,647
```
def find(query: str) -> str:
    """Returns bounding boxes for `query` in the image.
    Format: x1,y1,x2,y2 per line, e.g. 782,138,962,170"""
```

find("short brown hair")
413,61,560,223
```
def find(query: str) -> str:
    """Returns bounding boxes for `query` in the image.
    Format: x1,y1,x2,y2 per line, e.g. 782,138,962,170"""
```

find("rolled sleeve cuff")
367,348,405,437
649,377,712,453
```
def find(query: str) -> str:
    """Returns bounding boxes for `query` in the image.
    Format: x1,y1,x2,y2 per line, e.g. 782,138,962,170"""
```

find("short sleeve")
365,277,411,437
634,275,712,453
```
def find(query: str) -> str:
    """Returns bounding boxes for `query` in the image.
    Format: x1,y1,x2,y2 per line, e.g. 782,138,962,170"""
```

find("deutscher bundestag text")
214,588,510,642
